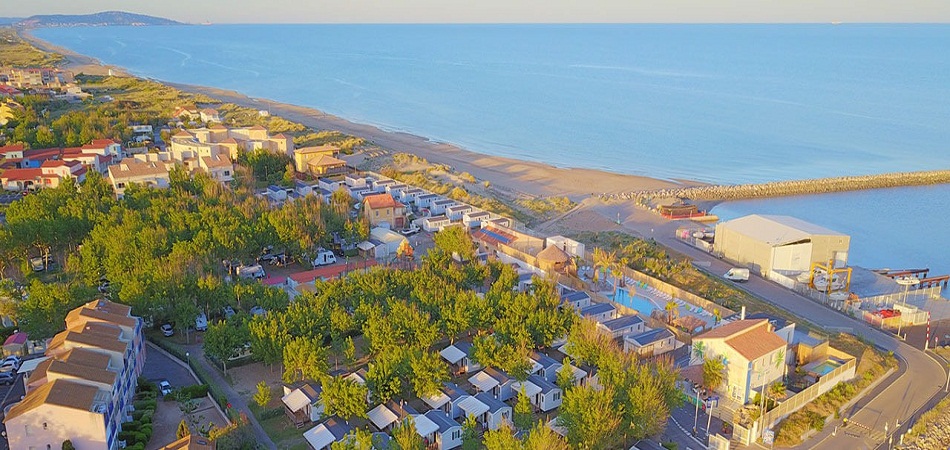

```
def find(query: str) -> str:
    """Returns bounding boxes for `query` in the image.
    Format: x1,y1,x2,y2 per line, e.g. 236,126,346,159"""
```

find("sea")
34,24,950,290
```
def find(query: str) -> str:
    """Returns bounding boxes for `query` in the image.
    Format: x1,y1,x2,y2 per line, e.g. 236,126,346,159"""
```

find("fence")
615,264,736,318
759,357,856,430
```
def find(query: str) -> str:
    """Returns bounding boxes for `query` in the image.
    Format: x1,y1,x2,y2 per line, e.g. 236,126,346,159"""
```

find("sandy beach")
21,30,694,203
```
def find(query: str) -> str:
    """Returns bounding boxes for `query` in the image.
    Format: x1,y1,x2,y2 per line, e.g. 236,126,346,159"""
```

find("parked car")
0,356,20,373
161,324,174,337
223,306,236,319
236,264,266,280
30,256,54,272
0,372,15,385
195,313,208,332
1,355,21,368
159,380,173,396
250,306,266,316
399,225,421,236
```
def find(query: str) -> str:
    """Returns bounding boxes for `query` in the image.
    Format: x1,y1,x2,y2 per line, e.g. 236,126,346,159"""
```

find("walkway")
155,342,277,450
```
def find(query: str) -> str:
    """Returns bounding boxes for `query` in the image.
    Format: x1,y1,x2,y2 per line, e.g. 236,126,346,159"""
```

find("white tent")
422,390,450,410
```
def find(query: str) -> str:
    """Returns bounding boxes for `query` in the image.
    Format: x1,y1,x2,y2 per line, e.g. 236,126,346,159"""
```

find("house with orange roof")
199,108,222,123
174,105,200,120
690,319,788,403
363,193,407,229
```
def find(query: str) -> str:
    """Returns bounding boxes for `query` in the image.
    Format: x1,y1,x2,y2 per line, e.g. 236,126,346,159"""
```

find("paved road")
0,372,26,450
141,344,198,390
651,227,947,450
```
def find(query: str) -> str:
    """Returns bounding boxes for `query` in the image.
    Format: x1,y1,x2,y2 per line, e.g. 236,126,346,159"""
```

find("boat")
896,276,921,286
829,291,848,302
692,232,705,239
831,21,843,25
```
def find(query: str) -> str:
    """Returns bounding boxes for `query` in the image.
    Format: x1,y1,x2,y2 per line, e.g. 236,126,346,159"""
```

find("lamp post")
186,351,190,367
693,386,701,435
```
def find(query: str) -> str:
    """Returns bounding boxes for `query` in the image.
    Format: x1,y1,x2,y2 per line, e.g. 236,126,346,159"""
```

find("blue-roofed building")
527,374,563,412
424,409,463,450
472,392,512,431
530,351,563,382
579,302,618,323
560,289,592,310
294,179,313,196
597,314,646,338
624,327,677,357
440,341,482,375
303,417,353,450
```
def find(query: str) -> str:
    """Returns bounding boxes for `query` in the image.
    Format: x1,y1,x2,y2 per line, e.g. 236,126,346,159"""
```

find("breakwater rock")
600,170,950,202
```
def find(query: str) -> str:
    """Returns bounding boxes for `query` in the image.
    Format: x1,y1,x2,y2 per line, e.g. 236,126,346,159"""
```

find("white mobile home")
530,351,562,383
430,198,457,215
560,289,592,310
386,183,408,197
423,215,452,232
463,210,491,228
401,187,425,203
440,341,482,375
579,302,618,323
527,374,562,412
424,410,463,450
446,204,473,221
317,177,342,193
422,383,471,419
624,328,677,357
474,392,512,430
596,315,646,339
372,178,396,192
344,175,368,188
469,367,515,401
416,193,439,208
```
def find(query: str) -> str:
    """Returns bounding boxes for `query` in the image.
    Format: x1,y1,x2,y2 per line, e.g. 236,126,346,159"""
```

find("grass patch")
0,28,63,67
250,399,310,449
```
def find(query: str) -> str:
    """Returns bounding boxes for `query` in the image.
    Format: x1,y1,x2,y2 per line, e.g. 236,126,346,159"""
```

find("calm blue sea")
35,24,950,287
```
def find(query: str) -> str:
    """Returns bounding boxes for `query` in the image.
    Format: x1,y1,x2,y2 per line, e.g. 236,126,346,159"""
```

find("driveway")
142,343,198,390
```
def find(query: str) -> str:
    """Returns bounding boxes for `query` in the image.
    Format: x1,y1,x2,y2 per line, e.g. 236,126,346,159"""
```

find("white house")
400,188,425,203
545,235,586,260
596,315,646,339
624,328,677,357
318,178,343,193
368,403,399,432
424,410,463,450
579,303,618,323
281,382,323,425
369,227,409,258
386,183,408,197
303,417,353,450
468,367,516,401
690,319,788,404
416,193,439,208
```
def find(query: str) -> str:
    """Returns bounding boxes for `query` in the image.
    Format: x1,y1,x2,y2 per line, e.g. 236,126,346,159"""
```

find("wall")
759,357,856,430
713,223,772,276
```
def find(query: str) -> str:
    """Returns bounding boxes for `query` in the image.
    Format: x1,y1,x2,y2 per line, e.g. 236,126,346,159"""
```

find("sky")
4,0,950,24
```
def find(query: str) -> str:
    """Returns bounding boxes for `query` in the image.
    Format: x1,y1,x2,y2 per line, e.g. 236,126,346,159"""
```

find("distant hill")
0,18,22,26
15,11,182,28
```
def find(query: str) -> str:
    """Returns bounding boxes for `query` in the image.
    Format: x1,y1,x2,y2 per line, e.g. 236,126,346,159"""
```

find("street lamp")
186,351,190,367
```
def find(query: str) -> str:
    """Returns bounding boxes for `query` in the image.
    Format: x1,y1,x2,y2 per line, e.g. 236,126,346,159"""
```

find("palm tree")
592,247,617,289
768,381,786,401
702,355,726,393
691,341,706,361
665,300,679,325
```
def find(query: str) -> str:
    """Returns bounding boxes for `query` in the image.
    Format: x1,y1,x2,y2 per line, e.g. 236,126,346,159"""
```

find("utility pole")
693,387,701,434
706,396,716,437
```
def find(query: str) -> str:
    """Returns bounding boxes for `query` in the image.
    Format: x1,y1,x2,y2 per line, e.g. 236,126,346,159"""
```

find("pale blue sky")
5,0,950,23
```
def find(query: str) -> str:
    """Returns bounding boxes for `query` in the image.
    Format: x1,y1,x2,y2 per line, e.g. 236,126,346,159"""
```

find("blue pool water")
811,360,842,376
612,288,659,315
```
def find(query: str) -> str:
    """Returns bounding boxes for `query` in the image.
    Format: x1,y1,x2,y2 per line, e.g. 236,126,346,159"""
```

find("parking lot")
141,343,199,391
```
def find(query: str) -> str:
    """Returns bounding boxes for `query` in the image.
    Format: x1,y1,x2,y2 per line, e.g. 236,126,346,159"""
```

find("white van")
724,268,750,282
312,249,337,267
236,264,266,279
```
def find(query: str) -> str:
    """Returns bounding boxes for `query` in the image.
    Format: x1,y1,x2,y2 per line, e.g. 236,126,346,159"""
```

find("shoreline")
19,29,693,202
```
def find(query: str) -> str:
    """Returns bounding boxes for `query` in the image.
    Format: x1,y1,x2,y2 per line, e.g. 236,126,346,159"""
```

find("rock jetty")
600,170,950,202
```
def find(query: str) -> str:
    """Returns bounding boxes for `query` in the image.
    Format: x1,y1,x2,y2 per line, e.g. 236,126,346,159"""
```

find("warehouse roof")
718,214,846,246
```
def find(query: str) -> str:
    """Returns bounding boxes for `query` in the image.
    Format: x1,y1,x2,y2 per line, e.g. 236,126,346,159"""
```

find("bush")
175,384,210,400
259,407,283,420
133,399,156,411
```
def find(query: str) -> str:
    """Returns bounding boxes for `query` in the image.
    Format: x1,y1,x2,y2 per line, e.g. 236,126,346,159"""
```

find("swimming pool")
612,289,659,315
811,360,843,376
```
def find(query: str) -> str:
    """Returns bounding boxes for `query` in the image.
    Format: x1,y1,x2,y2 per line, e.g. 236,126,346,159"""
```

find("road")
651,225,947,450
0,371,26,450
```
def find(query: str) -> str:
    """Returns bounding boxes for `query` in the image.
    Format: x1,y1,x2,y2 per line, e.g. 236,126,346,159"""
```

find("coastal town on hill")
1,15,950,450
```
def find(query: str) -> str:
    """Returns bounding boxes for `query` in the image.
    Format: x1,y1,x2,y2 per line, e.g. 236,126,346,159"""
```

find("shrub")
175,384,210,400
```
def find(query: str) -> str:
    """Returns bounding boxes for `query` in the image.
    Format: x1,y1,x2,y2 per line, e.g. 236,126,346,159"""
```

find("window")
224,171,231,176
117,182,125,188
452,429,461,440
375,211,379,217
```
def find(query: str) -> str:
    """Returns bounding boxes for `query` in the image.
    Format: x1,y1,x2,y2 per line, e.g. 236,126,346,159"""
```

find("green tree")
391,417,424,450
514,386,533,430
282,337,329,384
17,281,93,339
322,376,369,421
432,226,475,262
556,386,622,450
253,381,271,408
482,424,520,450
461,414,481,450
702,355,726,392
176,419,190,439
203,320,248,375
408,350,448,398
342,336,356,366
331,428,375,450
61,441,76,450
523,420,569,450
366,352,404,404
556,357,576,392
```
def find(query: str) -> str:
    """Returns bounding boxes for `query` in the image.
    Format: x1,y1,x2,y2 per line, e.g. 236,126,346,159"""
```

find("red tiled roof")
3,332,27,346
289,260,378,284
249,125,267,131
86,139,118,147
0,168,43,181
363,193,401,210
22,148,60,161
695,319,786,362
0,144,24,153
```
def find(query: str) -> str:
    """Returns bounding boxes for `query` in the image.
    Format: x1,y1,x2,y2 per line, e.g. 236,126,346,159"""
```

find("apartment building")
5,299,145,450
